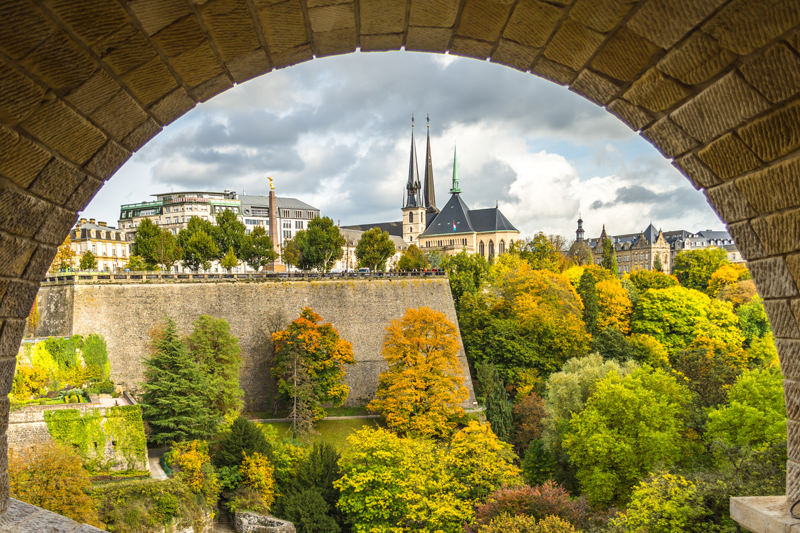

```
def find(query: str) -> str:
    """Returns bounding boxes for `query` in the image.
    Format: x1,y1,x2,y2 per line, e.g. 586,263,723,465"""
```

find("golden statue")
268,176,274,191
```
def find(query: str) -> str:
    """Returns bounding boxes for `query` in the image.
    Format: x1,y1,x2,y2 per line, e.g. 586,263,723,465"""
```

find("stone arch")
0,0,799,514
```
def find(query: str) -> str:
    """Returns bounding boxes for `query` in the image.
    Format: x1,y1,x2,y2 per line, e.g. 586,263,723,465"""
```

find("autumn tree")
240,226,277,271
26,298,39,337
441,250,489,303
294,217,345,272
601,235,618,277
672,247,729,293
671,335,749,407
221,246,239,272
718,279,758,307
50,236,76,272
397,243,428,270
595,278,632,333
355,227,396,271
627,269,678,292
272,308,354,435
368,307,468,437
511,232,568,272
511,391,546,455
79,250,97,270
610,473,707,532
577,270,598,334
707,263,750,296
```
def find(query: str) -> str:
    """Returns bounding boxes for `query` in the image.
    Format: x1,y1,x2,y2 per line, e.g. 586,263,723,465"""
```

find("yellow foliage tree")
230,452,275,514
26,298,39,337
368,307,468,437
708,263,750,297
718,279,757,307
595,279,633,334
50,236,76,273
165,440,221,508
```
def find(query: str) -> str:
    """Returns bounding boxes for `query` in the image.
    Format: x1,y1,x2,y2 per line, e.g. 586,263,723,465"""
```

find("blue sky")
86,51,722,240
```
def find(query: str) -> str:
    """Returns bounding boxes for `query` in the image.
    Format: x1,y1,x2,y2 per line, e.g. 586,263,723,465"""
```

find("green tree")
79,250,97,270
294,217,345,272
221,246,239,272
152,228,181,271
354,227,396,271
272,308,355,435
631,286,716,352
627,269,679,292
671,248,729,293
140,318,217,445
187,315,243,422
125,254,147,271
563,368,693,505
477,363,513,442
509,233,567,272
178,216,220,271
737,296,771,346
653,253,663,272
212,416,271,469
567,240,593,266
441,250,488,303
397,243,428,270
131,217,161,269
610,473,707,533
425,250,444,268
240,226,277,271
577,270,598,334
82,334,110,382
281,238,302,269
672,335,749,407
213,209,247,259
601,236,619,277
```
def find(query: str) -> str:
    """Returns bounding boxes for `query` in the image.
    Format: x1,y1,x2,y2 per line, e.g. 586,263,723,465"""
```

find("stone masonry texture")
0,0,800,522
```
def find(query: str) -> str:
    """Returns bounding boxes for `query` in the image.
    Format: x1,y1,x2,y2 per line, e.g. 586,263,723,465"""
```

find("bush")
82,334,110,381
609,473,706,533
511,392,545,454
228,452,275,514
277,488,340,533
475,482,590,527
88,379,115,394
477,514,577,533
165,440,220,509
212,416,271,469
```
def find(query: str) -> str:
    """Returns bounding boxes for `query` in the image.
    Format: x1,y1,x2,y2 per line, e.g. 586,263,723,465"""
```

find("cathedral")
346,117,520,262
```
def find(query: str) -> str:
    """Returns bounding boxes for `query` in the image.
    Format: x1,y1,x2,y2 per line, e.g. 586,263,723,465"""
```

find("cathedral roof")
341,221,403,237
468,208,519,232
421,193,474,236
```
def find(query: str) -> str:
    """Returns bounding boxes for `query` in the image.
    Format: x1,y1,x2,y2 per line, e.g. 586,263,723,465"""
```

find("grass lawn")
247,405,371,420
258,417,381,450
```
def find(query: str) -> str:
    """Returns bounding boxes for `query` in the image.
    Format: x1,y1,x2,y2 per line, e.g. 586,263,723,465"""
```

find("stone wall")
33,278,476,412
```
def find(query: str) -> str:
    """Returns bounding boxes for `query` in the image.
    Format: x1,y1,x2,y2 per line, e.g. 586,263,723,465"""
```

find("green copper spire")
450,146,461,194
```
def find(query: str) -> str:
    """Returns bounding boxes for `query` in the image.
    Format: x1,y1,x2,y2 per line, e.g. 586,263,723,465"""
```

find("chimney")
80,218,87,224
98,221,107,227
89,218,96,224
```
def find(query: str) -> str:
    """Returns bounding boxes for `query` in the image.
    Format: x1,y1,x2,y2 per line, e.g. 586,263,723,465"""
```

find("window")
499,240,505,254
283,221,292,228
409,212,414,223
295,220,303,229
479,241,485,257
283,230,292,239
296,210,302,218
488,240,495,261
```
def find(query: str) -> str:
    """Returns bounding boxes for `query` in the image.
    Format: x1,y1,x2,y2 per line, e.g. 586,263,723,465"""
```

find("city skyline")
85,50,723,240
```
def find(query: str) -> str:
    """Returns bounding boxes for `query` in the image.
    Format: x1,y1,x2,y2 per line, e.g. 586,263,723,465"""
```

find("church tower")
576,216,585,242
423,114,439,220
402,116,426,244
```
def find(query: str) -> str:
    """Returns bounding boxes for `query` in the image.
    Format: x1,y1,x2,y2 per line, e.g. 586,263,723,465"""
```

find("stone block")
673,153,720,189
570,0,636,33
0,183,49,239
121,118,161,153
29,158,85,205
656,31,736,86
0,234,35,280
530,57,576,86
65,70,120,117
735,158,800,215
730,496,800,533
737,100,800,163
191,74,234,103
201,0,261,62
456,0,513,43
591,26,661,83
748,257,798,299
727,221,765,261
697,133,762,180
360,34,404,52
704,0,800,55
765,299,798,338
65,176,103,212
740,43,800,104
150,88,195,126
235,511,295,532
20,100,107,166
259,0,309,55
128,0,192,36
96,23,157,77
22,244,56,282
49,0,128,46
226,49,272,83
544,18,605,72
503,0,563,48
606,99,654,132
360,0,405,35
0,62,45,127
0,360,14,396
409,0,459,28
490,39,539,72
628,0,724,48
0,321,24,357
450,37,492,60
791,29,800,54
121,55,179,107
787,379,800,421
570,70,621,106
705,182,755,223
169,43,226,88
0,281,38,320
779,339,800,380
751,211,800,256
791,460,800,503
623,68,690,113
85,141,130,180
309,3,355,34
91,90,149,141
641,117,697,158
20,31,95,92
0,127,51,189
153,14,207,57
405,27,452,53
34,206,77,247
270,44,313,70
0,2,54,61
313,28,357,57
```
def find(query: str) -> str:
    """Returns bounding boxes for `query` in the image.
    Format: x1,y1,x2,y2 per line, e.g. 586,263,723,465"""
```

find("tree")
475,482,590,528
26,298,39,337
671,248,729,293
51,236,76,272
707,263,750,297
221,246,239,272
718,279,758,307
152,227,181,271
368,307,468,437
567,240,593,266
213,209,247,259
397,243,428,270
595,279,632,333
79,250,97,270
187,315,243,422
737,296,771,346
631,286,713,353
178,216,220,271
576,270,598,334
511,233,568,272
241,226,277,271
441,250,489,303
82,333,110,382
212,416,271,469
563,368,693,505
125,254,147,271
511,391,546,455
140,318,217,445
601,236,618,277
671,335,749,407
653,253,663,272
478,363,513,442
355,227,395,271
229,452,275,514
272,308,355,434
131,217,162,269
627,269,678,292
281,238,302,269
9,442,100,526
425,250,444,268
610,473,707,533
294,217,345,271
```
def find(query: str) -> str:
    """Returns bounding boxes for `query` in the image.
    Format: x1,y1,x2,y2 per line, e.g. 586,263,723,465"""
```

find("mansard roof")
420,194,518,237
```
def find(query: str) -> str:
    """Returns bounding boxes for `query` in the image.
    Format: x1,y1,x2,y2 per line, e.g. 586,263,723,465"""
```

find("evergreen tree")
601,236,619,277
187,315,244,422
577,270,598,334
140,318,217,445
478,363,513,442
213,416,271,469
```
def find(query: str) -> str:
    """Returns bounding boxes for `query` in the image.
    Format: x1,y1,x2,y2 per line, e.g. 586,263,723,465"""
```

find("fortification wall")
35,278,476,412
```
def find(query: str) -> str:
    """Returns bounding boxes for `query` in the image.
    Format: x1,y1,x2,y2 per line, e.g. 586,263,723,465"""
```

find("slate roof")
239,194,318,211
420,194,518,237
642,223,660,244
341,221,403,237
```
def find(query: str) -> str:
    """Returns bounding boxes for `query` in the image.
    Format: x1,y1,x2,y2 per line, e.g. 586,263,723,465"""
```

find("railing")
42,270,448,284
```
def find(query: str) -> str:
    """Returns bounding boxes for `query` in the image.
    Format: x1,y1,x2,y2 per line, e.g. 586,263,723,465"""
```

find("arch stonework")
0,0,799,516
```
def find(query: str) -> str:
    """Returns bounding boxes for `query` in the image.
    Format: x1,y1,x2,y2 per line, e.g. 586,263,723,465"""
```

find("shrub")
474,482,590,527
212,416,271,469
165,440,220,508
477,514,577,533
511,392,545,454
609,473,706,533
82,334,110,381
229,452,275,514
279,488,341,533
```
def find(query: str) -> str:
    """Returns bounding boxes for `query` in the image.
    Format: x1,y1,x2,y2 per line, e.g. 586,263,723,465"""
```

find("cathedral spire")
423,114,437,211
450,146,461,194
404,115,422,208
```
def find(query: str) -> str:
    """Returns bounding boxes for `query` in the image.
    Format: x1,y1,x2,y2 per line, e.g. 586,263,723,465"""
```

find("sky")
86,50,723,241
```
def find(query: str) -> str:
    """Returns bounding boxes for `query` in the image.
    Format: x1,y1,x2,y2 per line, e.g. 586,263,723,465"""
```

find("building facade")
70,219,130,272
